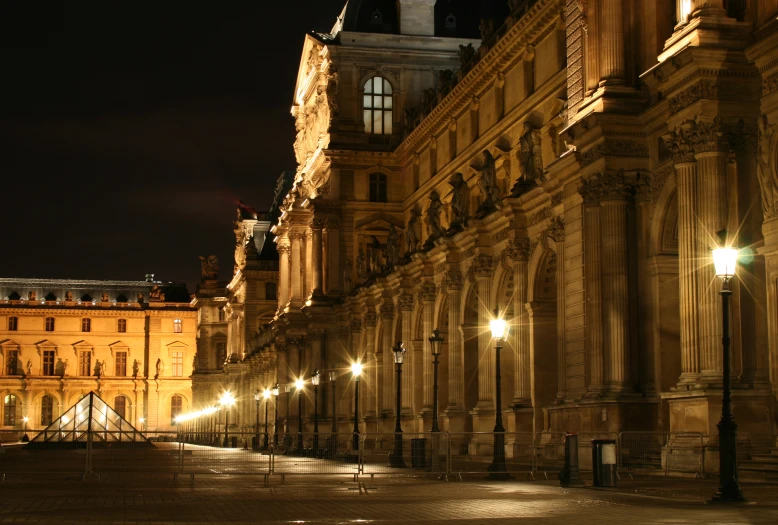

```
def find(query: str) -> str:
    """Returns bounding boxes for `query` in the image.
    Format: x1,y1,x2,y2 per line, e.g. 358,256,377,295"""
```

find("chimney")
397,0,436,37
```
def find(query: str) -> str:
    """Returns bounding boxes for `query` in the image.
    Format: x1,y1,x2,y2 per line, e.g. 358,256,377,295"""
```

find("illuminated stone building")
0,277,196,434
196,0,778,464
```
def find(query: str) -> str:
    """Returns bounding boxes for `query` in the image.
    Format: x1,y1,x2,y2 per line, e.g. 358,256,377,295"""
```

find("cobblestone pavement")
0,475,776,525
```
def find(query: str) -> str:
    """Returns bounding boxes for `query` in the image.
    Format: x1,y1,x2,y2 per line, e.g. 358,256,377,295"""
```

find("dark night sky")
0,1,346,291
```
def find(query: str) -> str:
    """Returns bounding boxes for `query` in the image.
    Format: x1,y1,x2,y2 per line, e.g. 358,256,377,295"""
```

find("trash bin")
411,438,427,469
591,439,618,487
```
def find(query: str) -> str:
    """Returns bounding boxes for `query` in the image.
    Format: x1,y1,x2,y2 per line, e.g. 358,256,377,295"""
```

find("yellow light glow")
490,316,507,339
351,361,363,377
263,389,271,399
295,378,305,390
712,247,739,280
139,417,145,423
220,391,236,407
22,416,29,423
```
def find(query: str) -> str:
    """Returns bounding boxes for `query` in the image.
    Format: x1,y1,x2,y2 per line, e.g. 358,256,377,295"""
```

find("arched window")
41,395,53,426
170,395,183,425
369,173,388,203
265,282,277,301
114,396,127,419
4,394,17,426
363,77,393,135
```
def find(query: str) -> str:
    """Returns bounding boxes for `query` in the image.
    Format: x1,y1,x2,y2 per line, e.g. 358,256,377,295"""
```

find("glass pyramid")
28,391,149,445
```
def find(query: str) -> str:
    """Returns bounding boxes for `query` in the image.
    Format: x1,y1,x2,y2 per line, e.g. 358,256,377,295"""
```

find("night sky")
0,1,346,290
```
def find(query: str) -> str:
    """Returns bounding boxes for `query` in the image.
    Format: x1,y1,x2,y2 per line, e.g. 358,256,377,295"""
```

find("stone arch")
650,171,678,257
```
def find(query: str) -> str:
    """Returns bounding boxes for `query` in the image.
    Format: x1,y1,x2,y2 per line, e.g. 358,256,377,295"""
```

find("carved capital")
419,282,437,303
350,320,362,333
504,238,531,261
309,217,327,230
444,271,464,291
277,244,291,255
324,217,341,230
471,255,495,276
546,216,565,243
364,311,378,328
399,294,415,311
380,303,395,319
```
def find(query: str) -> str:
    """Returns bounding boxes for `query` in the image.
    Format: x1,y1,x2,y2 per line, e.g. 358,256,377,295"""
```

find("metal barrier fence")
618,432,704,478
0,429,738,481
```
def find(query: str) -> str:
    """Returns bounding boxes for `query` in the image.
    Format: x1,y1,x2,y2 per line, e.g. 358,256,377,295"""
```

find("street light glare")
263,388,271,399
490,316,507,340
295,378,305,390
351,361,363,377
220,391,236,406
712,246,739,280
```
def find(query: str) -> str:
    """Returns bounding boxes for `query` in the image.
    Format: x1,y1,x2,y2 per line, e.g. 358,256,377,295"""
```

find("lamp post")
389,342,407,468
263,389,271,449
295,378,305,454
312,370,320,455
487,310,510,479
429,329,444,473
139,417,145,433
272,384,280,448
351,361,362,451
220,391,235,448
254,390,261,450
329,369,337,458
711,246,746,502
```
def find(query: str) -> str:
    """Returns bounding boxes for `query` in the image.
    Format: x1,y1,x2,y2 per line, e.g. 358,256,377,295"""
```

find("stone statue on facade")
369,236,383,274
344,258,354,292
132,359,140,378
448,172,470,232
199,255,219,280
25,359,32,376
101,292,109,302
518,122,543,182
93,359,102,378
757,113,778,219
458,43,475,69
62,358,69,376
479,18,495,41
425,190,445,247
137,293,144,303
386,225,399,268
155,358,164,378
150,285,164,301
436,69,454,97
28,291,36,301
403,107,419,136
405,207,422,255
421,88,437,115
65,291,73,301
477,150,501,216
356,246,368,281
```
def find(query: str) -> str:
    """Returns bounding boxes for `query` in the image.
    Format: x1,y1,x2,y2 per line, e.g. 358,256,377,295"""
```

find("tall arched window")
369,173,388,202
114,396,127,419
4,394,17,426
41,395,53,426
170,395,183,425
363,77,393,135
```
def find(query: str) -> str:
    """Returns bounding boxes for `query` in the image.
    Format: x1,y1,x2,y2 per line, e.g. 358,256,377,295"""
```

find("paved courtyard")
0,474,776,525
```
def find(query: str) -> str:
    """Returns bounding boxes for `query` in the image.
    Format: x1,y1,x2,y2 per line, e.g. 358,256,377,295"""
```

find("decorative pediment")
0,339,20,356
34,339,58,357
166,340,189,358
71,340,95,356
109,340,131,357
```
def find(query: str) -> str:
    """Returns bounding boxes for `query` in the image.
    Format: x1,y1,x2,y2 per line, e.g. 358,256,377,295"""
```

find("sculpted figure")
101,292,109,302
63,359,70,376
405,207,422,254
369,236,382,274
93,359,102,377
155,358,164,378
757,114,778,218
28,291,37,301
477,150,501,215
199,255,219,280
386,225,399,268
26,359,32,376
356,246,368,280
132,359,140,378
65,291,73,301
426,190,445,242
518,122,543,182
448,172,470,231
137,293,144,303
344,258,354,292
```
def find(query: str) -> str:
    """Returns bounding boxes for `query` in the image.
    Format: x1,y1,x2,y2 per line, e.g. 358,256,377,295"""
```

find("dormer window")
445,13,457,31
363,77,393,135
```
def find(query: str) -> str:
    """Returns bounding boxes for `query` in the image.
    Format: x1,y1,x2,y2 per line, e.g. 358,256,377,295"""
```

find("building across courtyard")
0,276,196,435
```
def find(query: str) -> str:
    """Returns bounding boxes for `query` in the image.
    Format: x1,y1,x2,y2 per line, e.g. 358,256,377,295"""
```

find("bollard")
559,433,585,487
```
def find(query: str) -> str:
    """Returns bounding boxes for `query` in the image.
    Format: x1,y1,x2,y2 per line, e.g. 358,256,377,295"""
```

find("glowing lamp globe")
490,316,507,340
263,389,271,400
712,247,739,280
351,361,363,380
295,378,305,390
220,391,236,406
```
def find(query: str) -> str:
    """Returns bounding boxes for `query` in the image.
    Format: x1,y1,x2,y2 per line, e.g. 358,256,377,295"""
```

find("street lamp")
312,370,320,455
351,361,362,451
487,309,510,479
329,368,337,458
272,384,280,448
428,330,444,433
254,390,261,450
711,246,746,502
295,377,305,454
220,391,235,447
389,342,407,468
139,416,145,434
263,389,271,449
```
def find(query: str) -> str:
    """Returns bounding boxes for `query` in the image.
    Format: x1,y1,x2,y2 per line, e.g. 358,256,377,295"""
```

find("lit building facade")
0,277,196,434
194,0,778,465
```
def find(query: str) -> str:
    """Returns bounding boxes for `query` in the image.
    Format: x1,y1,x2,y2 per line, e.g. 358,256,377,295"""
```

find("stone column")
364,312,378,418
599,172,633,392
695,143,729,383
554,240,566,400
278,242,291,311
325,217,342,295
579,179,604,394
584,2,598,94
276,343,289,433
310,218,325,295
445,272,465,410
599,0,625,84
380,303,395,418
290,233,303,306
474,255,495,408
399,294,414,412
420,283,436,409
508,240,531,403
